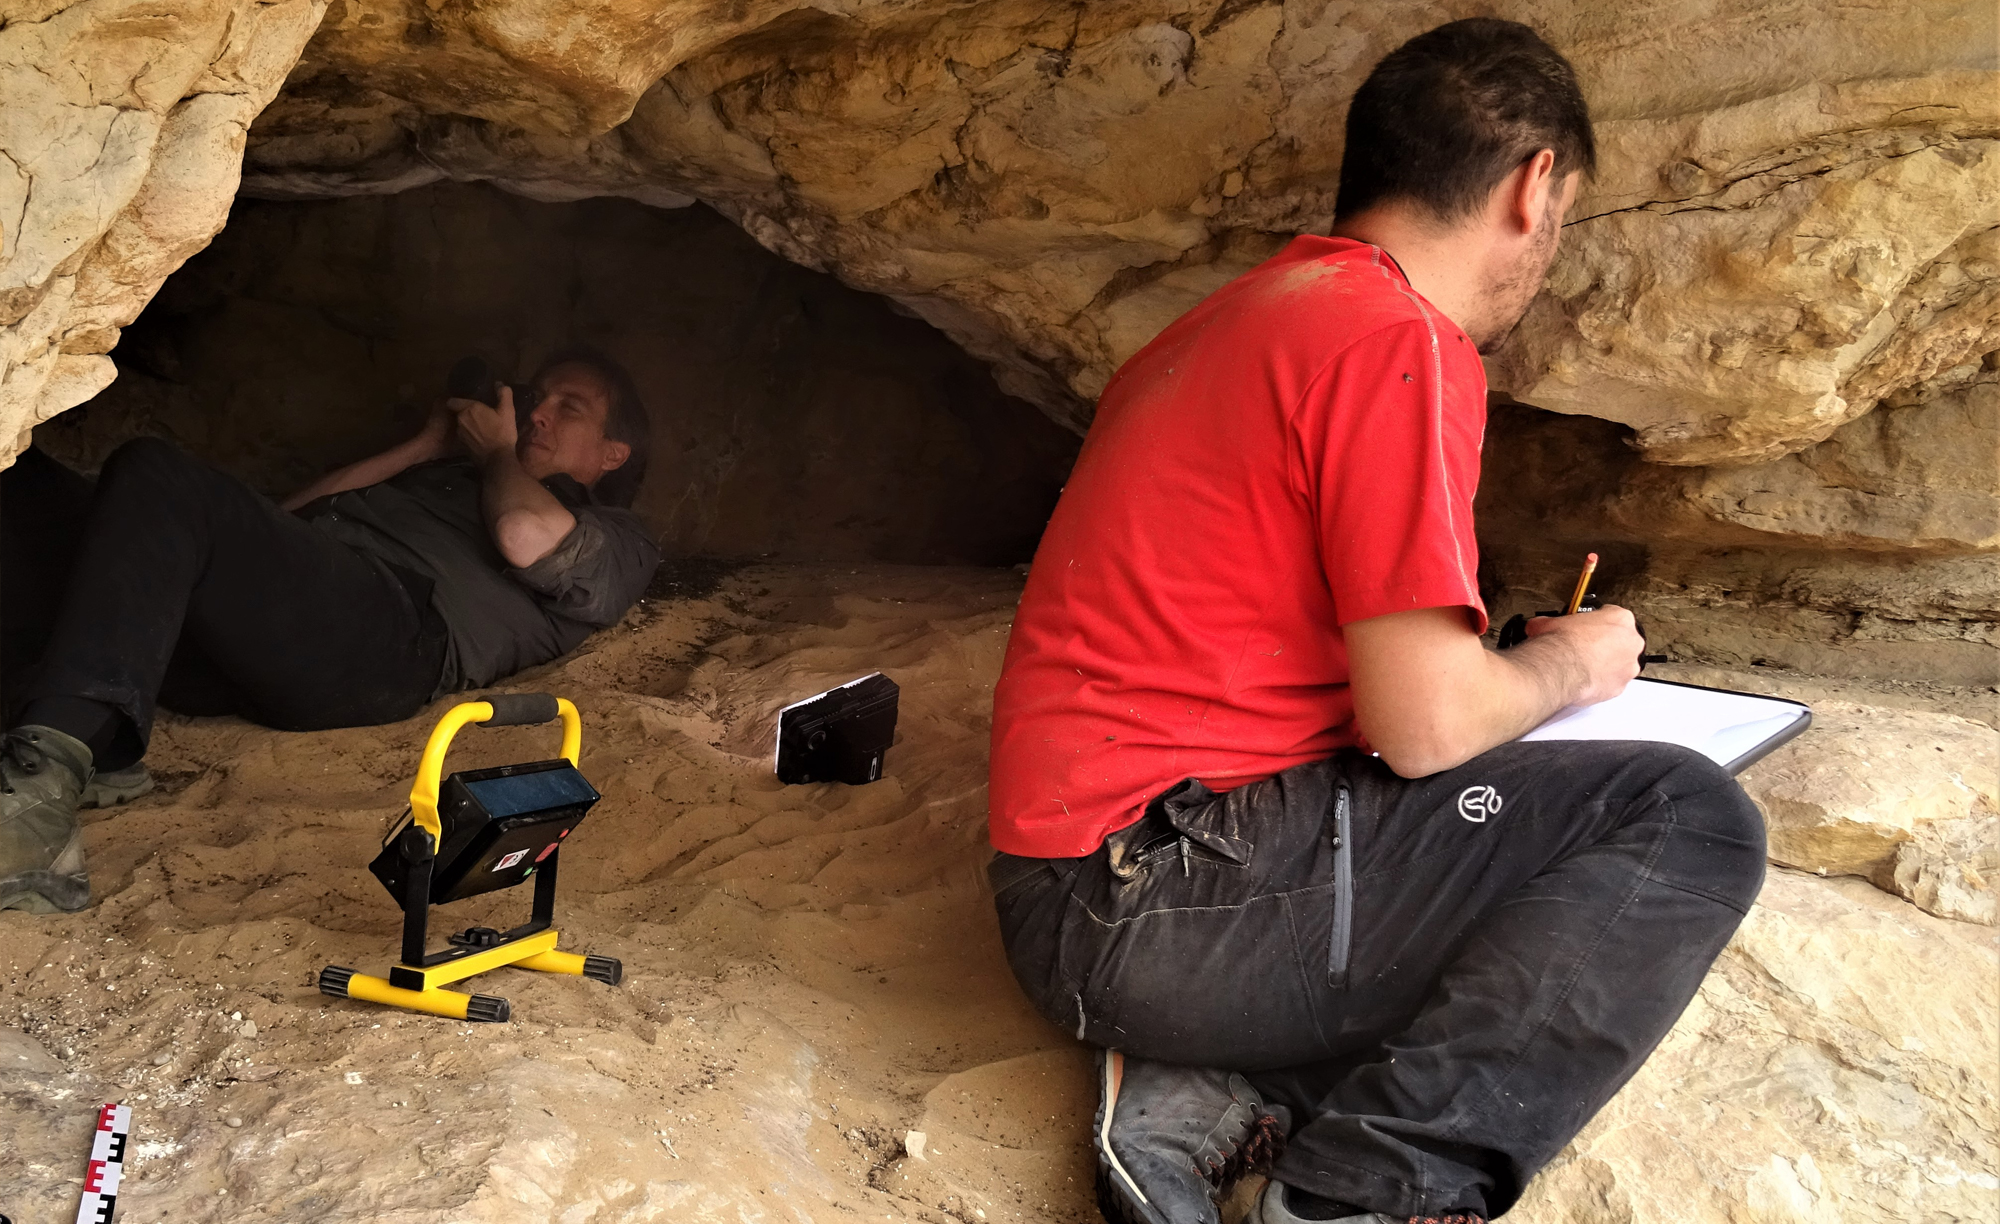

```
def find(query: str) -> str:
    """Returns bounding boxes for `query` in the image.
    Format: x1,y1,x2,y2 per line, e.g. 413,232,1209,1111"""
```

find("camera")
446,356,541,428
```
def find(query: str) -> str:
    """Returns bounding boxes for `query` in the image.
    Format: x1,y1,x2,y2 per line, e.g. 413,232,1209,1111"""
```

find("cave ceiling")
2,0,1996,466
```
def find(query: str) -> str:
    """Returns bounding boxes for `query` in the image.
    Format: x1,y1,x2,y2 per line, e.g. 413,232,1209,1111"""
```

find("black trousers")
2,440,446,768
991,740,1765,1219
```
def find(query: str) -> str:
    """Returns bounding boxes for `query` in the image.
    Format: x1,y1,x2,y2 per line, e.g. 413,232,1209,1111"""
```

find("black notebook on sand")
774,673,900,785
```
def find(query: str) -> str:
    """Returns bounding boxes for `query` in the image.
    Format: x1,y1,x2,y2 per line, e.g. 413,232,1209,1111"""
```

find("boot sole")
0,828,90,913
81,773,154,809
0,868,91,913
1093,1051,1175,1224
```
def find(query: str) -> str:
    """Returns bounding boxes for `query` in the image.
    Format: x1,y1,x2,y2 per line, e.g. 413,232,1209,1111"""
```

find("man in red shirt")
987,20,1765,1224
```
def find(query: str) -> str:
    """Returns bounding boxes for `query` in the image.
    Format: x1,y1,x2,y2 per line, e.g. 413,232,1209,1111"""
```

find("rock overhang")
0,0,1995,679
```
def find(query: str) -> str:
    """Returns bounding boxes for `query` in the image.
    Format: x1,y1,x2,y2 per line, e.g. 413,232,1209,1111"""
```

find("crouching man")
985,21,1765,1224
0,346,660,914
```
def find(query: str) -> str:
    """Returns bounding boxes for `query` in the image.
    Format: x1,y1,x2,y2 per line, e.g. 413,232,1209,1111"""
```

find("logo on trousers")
1457,785,1502,822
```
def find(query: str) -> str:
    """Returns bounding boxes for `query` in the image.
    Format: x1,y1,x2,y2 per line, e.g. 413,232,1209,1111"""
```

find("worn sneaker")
0,725,94,913
81,763,153,809
1254,1179,1484,1224
1094,1049,1290,1224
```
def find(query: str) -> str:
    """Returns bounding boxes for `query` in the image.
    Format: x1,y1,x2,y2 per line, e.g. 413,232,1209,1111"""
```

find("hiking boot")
81,763,153,809
1254,1179,1485,1224
0,725,94,914
1093,1049,1290,1224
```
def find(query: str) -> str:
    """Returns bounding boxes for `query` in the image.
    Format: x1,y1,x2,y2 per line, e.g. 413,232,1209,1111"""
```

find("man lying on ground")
0,346,661,914
986,20,1764,1224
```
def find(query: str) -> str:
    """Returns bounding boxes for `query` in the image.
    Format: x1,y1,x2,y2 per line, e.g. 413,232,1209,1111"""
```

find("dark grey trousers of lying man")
0,346,660,915
985,20,1765,1224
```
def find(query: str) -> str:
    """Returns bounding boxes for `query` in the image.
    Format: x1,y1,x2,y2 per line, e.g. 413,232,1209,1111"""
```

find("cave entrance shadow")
43,182,1079,570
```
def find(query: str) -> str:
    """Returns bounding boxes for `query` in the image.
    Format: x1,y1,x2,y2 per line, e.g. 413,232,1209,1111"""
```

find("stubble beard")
1471,199,1565,355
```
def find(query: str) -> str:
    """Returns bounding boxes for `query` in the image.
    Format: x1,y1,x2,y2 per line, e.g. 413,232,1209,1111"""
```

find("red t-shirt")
988,237,1489,858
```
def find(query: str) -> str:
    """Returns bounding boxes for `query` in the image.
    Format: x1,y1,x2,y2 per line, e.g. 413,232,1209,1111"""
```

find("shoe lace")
1,729,50,794
1204,1110,1289,1187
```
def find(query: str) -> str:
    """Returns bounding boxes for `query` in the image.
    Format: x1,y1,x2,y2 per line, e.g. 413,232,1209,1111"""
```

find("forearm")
1346,605,1636,778
1446,637,1590,752
281,433,439,512
477,450,575,568
1361,643,1583,777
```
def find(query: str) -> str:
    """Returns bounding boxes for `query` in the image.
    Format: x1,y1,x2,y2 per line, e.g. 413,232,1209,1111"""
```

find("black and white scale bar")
75,1103,131,1224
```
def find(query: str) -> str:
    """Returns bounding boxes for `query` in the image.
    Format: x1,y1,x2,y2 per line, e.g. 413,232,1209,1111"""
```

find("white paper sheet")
1519,678,1809,770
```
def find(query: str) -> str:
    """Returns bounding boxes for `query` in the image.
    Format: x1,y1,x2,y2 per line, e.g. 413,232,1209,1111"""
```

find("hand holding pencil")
1518,551,1645,705
1495,550,1602,648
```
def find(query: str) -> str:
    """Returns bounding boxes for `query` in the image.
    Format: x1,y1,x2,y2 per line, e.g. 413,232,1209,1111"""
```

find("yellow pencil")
1565,552,1599,616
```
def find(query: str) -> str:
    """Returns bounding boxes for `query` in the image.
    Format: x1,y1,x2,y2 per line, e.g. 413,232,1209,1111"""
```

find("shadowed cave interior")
39,181,1081,570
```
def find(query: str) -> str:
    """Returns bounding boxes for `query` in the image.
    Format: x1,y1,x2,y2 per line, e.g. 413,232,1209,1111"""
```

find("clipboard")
1519,677,1812,774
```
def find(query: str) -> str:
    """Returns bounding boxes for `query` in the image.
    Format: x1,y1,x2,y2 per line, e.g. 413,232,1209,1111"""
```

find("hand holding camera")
442,356,539,468
450,384,519,465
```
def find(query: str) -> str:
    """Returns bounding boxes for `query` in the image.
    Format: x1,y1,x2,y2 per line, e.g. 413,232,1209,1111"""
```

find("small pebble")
225,1116,243,1129
151,1051,172,1066
239,1020,258,1037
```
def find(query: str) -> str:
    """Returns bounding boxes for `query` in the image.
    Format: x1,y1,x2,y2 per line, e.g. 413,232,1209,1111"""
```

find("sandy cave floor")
3,563,1100,1224
2,563,1993,1224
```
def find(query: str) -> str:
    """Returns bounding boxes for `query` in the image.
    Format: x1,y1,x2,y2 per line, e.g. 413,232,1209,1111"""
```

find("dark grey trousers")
990,740,1765,1218
4,440,445,768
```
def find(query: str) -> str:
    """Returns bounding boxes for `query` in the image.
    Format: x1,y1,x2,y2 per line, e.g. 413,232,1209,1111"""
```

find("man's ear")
599,439,632,474
1508,148,1559,235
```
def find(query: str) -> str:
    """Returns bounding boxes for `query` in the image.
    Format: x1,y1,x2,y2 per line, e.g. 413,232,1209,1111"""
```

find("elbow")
1373,745,1457,780
1365,727,1480,780
493,509,564,568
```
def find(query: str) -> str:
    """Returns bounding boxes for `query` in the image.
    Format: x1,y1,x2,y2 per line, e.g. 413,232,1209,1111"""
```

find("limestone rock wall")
238,0,1999,450
1476,367,1999,685
0,0,326,456
1493,74,2000,466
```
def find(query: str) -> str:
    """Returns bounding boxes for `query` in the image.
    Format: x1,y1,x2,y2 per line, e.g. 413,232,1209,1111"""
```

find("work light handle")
407,695,583,841
484,693,560,726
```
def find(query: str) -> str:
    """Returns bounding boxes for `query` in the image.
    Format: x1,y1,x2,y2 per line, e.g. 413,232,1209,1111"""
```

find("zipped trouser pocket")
1329,785,1354,987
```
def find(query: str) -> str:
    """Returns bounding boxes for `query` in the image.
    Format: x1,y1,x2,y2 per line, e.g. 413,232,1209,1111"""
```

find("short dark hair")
532,344,651,508
1335,18,1595,224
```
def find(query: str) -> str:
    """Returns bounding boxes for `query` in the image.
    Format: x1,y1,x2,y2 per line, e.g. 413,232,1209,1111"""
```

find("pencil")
1565,552,1599,616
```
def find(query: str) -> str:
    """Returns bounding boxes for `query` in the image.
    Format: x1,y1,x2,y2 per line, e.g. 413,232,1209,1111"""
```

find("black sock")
20,696,121,761
1278,1182,1375,1220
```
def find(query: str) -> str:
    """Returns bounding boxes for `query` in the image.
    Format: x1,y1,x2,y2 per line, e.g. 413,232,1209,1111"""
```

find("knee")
1649,745,1768,909
1654,745,1764,841
95,438,215,508
99,437,197,489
